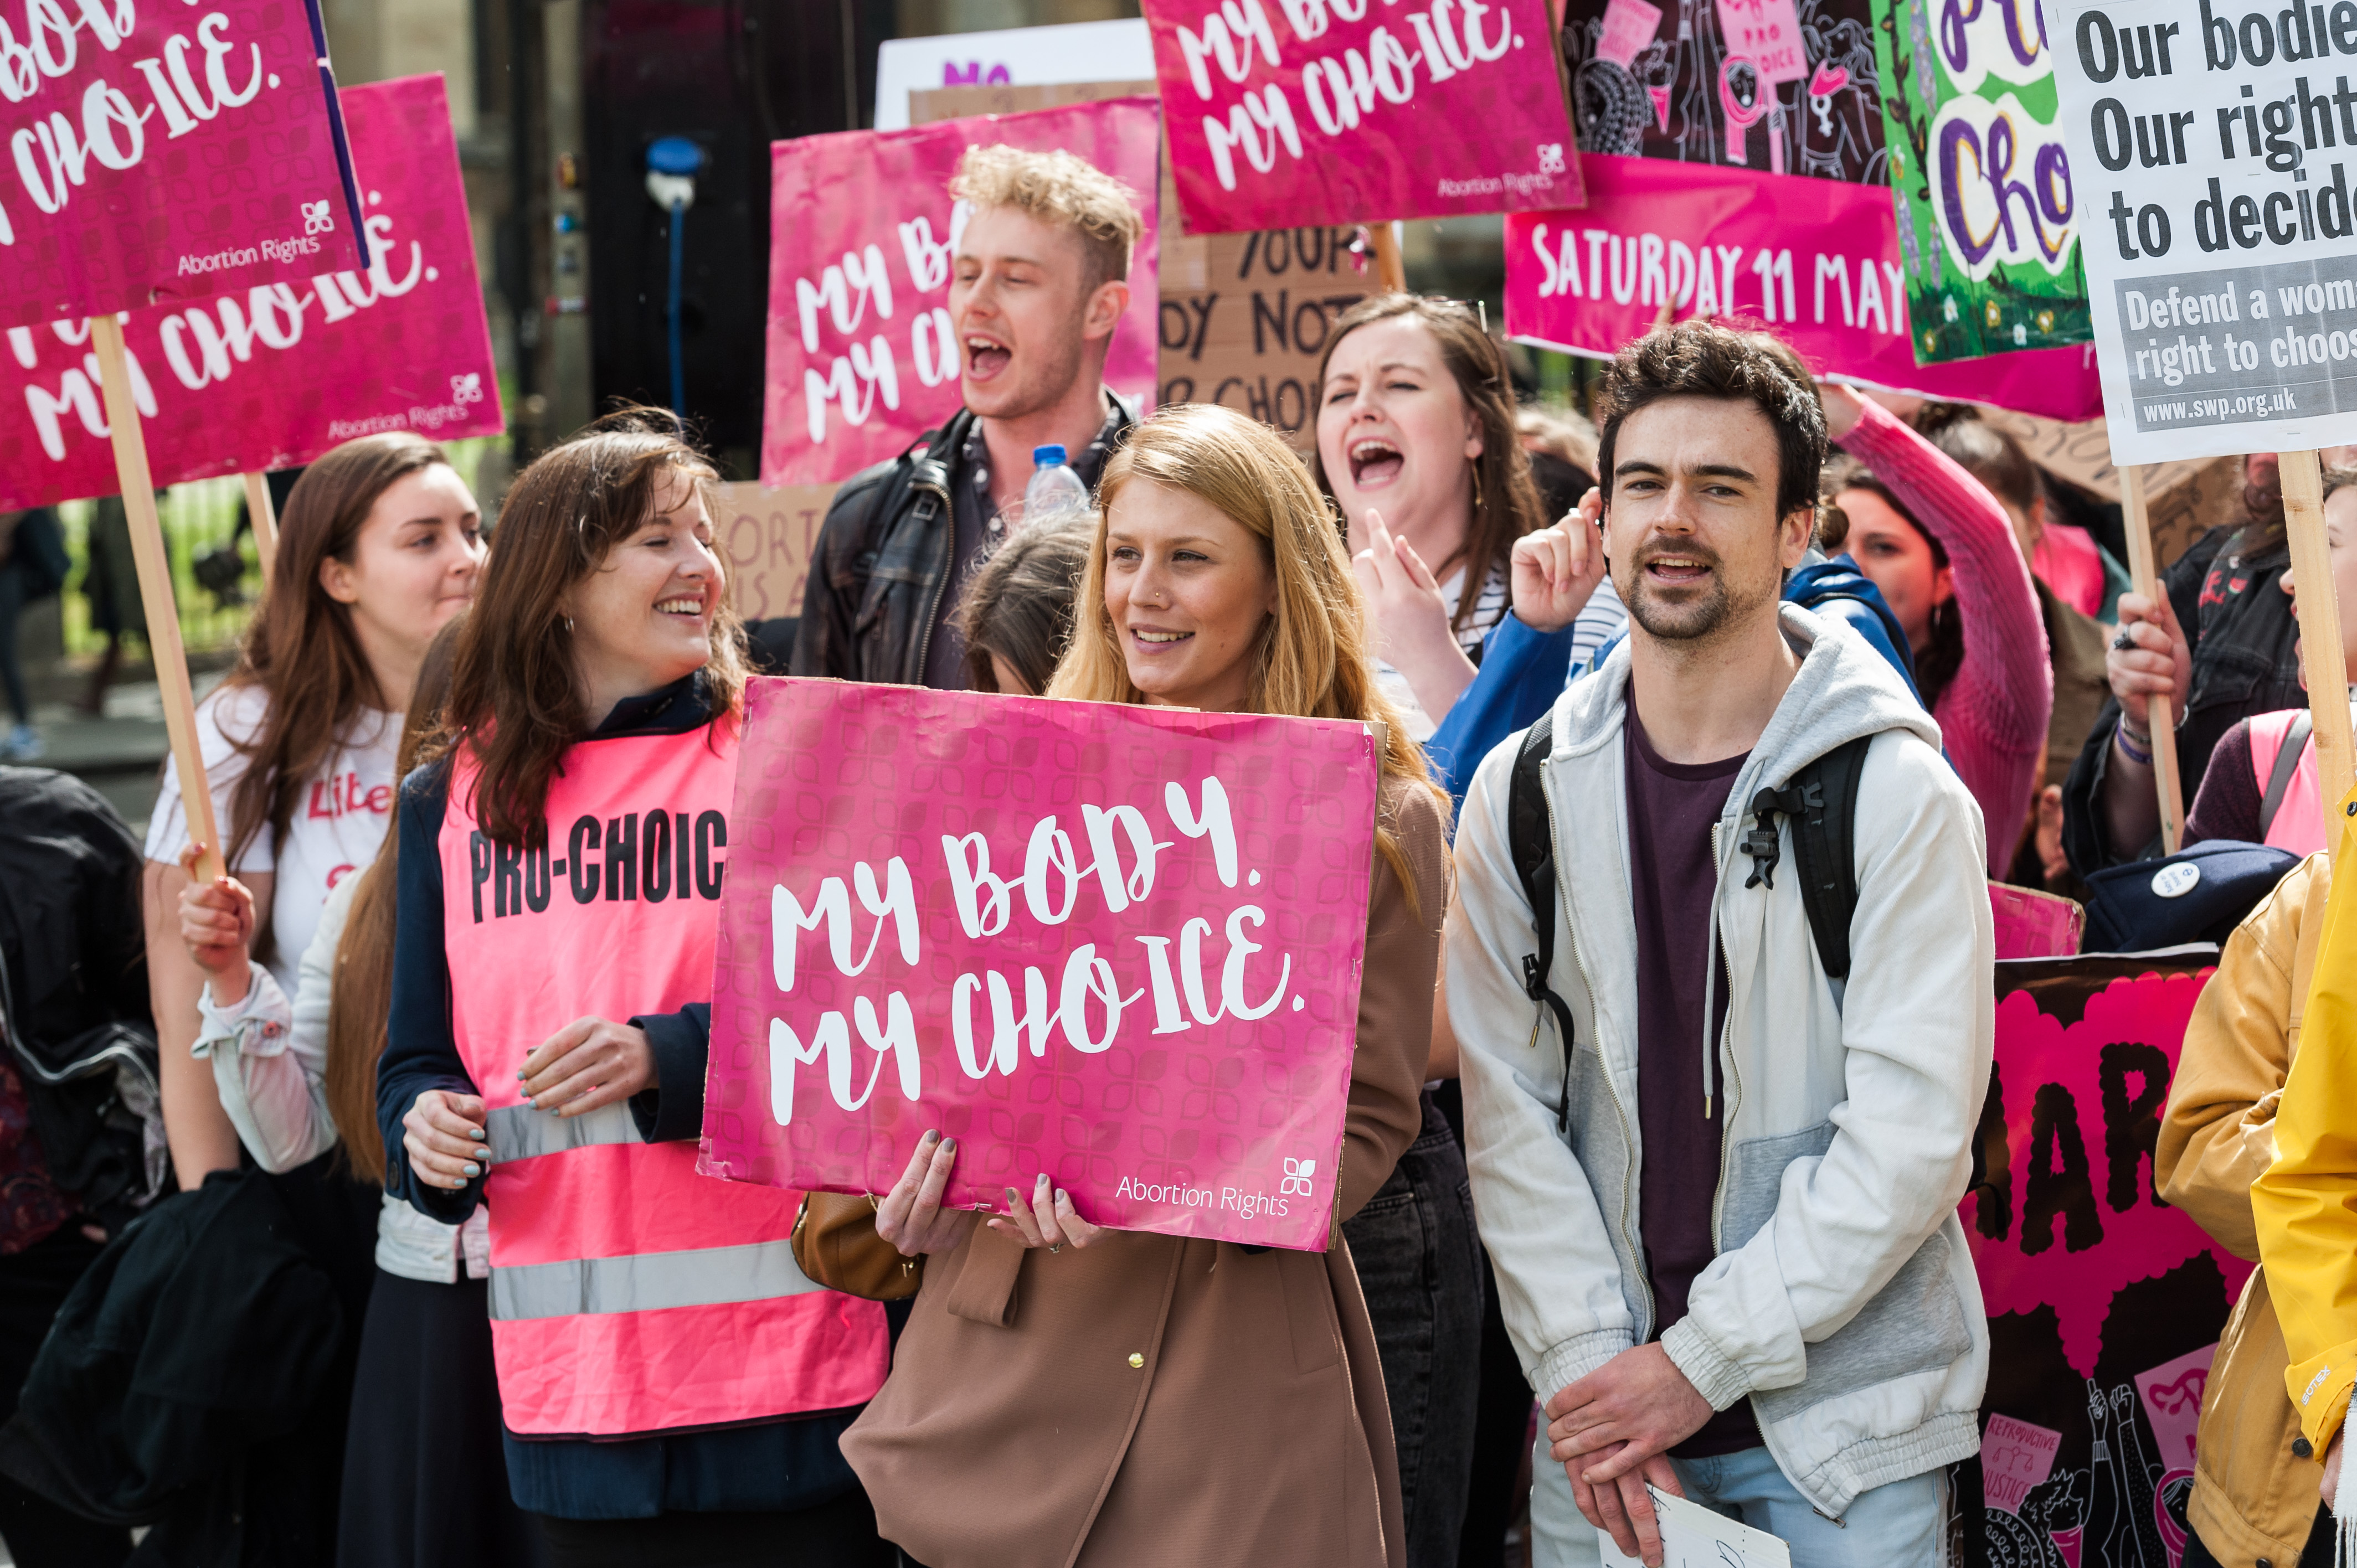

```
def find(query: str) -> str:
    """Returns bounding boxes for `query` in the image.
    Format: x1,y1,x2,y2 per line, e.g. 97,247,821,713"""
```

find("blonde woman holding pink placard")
848,403,1450,1568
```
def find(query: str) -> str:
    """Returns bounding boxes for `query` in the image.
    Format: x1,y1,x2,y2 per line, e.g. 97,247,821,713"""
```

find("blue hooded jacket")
1423,554,1922,813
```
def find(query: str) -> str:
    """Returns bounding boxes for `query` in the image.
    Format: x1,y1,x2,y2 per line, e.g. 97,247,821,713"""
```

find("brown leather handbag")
791,1191,923,1301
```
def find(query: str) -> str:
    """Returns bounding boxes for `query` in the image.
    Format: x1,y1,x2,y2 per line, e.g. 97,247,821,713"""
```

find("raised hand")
987,1170,1104,1252
1510,488,1608,634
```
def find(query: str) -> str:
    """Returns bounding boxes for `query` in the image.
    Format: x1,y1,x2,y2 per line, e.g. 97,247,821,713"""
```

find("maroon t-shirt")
1624,697,1762,1457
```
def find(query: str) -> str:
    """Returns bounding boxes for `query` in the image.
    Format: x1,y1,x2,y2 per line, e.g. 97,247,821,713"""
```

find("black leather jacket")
791,398,1135,685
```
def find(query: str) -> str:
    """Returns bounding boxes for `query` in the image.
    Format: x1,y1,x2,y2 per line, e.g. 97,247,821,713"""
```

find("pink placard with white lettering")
0,74,501,509
1506,153,2103,420
697,679,1382,1252
0,0,364,328
759,99,1160,488
1144,0,1583,235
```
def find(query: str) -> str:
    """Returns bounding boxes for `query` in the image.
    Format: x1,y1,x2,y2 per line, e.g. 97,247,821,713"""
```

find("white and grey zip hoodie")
1450,601,1994,1520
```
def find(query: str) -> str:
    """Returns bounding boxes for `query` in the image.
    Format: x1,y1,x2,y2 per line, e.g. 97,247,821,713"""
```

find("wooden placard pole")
91,314,221,885
242,471,278,590
2281,448,2355,843
1367,222,1406,293
2118,464,2186,855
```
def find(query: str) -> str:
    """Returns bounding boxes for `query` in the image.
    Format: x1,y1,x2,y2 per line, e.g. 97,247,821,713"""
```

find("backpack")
1506,711,1872,1127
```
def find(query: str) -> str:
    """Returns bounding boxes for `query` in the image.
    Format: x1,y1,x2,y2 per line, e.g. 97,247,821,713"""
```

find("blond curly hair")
949,143,1144,291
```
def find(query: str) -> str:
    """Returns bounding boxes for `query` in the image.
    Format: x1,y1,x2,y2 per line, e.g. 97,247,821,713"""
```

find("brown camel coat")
841,778,1448,1568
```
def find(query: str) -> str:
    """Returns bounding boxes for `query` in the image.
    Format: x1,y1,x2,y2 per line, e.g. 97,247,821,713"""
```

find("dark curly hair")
1594,322,1827,524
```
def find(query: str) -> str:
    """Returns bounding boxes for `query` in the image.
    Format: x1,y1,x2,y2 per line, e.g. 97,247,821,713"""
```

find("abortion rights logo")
1280,1157,1316,1196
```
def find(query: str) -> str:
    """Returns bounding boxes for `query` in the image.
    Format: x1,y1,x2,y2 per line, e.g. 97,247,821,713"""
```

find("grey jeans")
1344,1087,1485,1568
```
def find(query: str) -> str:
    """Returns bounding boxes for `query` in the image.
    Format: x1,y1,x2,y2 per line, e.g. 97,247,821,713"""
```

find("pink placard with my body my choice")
0,74,502,508
697,679,1382,1252
0,0,364,327
759,99,1161,487
1144,0,1582,234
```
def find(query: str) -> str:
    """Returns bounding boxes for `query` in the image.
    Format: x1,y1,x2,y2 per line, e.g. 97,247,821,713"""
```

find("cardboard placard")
0,0,364,326
0,75,500,508
1143,0,1582,234
698,679,1383,1253
714,480,836,623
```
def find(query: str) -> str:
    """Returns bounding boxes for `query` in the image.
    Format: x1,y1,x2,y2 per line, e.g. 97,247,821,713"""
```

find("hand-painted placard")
0,74,498,508
0,0,364,327
1965,953,2242,1568
715,480,836,624
698,679,1383,1252
759,99,1161,488
1143,0,1582,234
1505,152,2103,418
1561,0,1884,180
1867,0,2090,365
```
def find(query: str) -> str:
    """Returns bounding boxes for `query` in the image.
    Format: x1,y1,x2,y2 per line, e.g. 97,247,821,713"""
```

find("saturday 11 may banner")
1869,0,2091,363
1965,953,2242,1568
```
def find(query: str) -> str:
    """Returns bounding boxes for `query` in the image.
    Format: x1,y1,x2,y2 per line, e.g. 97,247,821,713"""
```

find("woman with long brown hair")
1311,294,1559,740
848,402,1451,1568
143,435,483,1188
376,411,891,1567
174,615,540,1568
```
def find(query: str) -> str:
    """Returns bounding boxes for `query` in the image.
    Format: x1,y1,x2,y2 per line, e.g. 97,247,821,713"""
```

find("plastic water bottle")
1022,443,1090,527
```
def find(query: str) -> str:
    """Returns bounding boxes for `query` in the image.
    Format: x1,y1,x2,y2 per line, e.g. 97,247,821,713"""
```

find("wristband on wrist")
2115,723,2154,766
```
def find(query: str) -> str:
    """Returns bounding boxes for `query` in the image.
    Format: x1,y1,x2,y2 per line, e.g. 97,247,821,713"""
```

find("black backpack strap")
2257,710,2314,842
1508,713,1579,1130
1742,734,1871,981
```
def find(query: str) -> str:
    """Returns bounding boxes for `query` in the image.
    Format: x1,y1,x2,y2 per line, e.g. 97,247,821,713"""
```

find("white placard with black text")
2049,0,2357,461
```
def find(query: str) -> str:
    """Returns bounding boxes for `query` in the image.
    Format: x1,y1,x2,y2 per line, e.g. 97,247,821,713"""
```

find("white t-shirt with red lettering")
145,682,401,996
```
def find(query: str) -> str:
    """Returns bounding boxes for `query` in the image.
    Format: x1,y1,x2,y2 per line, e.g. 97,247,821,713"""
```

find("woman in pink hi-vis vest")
2183,470,2357,857
377,411,892,1568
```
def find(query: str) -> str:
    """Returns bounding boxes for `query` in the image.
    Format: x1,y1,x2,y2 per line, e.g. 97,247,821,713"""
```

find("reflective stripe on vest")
2251,707,2329,857
490,1237,827,1321
441,723,887,1437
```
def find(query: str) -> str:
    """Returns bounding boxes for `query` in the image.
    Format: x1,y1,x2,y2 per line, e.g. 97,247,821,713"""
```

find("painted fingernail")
941,1138,955,1153
522,1095,534,1107
468,1126,485,1141
1056,1188,1069,1205
516,1069,526,1080
923,1128,940,1144
1005,1187,1021,1206
1036,1173,1049,1190
462,1162,480,1177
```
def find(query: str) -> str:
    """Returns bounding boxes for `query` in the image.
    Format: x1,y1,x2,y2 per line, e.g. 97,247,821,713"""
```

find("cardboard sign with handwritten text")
714,481,836,625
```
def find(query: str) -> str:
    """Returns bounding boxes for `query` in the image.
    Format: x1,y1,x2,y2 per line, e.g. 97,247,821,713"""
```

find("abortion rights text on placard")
1143,0,1582,234
698,679,1383,1252
0,74,500,507
0,0,364,327
2049,0,2357,461
759,99,1161,488
1506,153,2102,419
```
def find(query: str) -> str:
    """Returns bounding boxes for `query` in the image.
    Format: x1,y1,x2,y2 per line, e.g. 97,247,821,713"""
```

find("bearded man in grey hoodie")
1450,322,1993,1568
